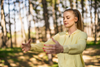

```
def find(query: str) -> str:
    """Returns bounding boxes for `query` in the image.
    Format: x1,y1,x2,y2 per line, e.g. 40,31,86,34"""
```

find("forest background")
0,0,100,67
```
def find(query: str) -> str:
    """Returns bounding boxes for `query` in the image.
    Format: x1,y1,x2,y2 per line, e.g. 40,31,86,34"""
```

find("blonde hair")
64,9,83,31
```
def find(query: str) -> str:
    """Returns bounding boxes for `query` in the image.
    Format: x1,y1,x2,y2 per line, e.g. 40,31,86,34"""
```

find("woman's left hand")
43,38,64,54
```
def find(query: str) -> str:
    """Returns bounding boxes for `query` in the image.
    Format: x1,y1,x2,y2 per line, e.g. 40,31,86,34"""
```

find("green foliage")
87,40,100,47
0,48,22,58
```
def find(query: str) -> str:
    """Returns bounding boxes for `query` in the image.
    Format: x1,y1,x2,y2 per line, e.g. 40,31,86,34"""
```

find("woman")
21,9,87,67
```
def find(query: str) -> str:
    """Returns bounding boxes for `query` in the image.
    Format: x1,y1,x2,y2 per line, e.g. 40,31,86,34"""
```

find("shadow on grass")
83,40,100,66
0,47,50,67
0,41,100,67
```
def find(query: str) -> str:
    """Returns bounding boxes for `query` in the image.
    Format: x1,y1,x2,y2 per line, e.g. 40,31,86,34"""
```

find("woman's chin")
64,25,70,28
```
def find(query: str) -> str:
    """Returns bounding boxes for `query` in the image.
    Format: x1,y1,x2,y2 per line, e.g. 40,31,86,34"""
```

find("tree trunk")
85,0,88,22
19,1,26,43
52,0,56,35
90,0,93,36
14,2,17,47
69,0,73,9
42,0,50,40
29,0,36,42
25,0,29,41
55,0,59,33
58,0,63,32
76,0,78,8
42,0,53,65
94,0,97,44
8,0,13,48
1,0,7,48
73,0,76,9
81,0,84,29
28,0,31,39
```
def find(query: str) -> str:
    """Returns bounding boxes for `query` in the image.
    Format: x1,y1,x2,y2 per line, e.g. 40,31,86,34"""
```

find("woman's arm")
62,32,87,54
31,33,60,52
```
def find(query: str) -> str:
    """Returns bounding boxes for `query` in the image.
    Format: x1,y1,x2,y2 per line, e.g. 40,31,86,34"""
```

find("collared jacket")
31,29,87,67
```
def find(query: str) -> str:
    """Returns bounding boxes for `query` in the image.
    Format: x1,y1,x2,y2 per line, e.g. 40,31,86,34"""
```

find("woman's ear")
74,17,78,22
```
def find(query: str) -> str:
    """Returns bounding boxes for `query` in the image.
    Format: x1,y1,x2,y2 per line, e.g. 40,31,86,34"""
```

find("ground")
83,45,100,67
0,44,100,67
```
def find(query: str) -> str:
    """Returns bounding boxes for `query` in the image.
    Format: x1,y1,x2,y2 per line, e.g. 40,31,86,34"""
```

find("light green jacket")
31,29,87,67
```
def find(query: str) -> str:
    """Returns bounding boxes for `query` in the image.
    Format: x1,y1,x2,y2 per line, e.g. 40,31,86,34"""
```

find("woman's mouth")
64,23,68,25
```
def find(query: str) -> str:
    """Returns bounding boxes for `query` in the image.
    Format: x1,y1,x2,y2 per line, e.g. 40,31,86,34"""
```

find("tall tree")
55,0,59,33
73,0,76,9
8,0,13,48
85,0,88,23
81,0,84,29
28,0,31,39
42,0,53,65
14,2,17,47
18,1,26,43
76,0,78,8
90,0,93,36
58,0,63,32
25,0,29,40
42,0,50,40
1,0,7,47
51,0,56,35
69,0,73,8
94,0,97,43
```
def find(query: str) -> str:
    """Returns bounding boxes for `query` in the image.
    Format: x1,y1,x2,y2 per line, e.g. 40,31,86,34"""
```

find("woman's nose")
63,19,66,22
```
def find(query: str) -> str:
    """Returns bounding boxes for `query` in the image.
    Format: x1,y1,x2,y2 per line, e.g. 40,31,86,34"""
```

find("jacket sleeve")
31,33,59,52
62,32,87,54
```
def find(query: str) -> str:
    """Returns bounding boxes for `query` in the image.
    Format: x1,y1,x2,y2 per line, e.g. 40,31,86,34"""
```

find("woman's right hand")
21,39,31,53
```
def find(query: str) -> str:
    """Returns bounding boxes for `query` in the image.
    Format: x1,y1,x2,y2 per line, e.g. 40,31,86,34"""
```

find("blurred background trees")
0,0,100,47
0,0,100,66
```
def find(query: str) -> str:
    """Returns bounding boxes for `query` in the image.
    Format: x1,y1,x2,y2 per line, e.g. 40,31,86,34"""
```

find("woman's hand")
43,38,64,54
21,39,31,53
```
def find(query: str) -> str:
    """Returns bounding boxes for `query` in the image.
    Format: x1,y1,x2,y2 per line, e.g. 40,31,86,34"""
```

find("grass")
0,41,100,67
86,40,100,48
0,47,50,67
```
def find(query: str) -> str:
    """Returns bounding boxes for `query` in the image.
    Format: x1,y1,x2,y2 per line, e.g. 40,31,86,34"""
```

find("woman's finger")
22,48,26,51
44,44,55,47
43,47,55,50
45,50,53,53
28,39,31,44
44,49,56,54
22,49,24,51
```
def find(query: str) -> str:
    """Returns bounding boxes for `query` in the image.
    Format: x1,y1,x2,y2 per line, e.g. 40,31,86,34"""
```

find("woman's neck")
68,26,77,35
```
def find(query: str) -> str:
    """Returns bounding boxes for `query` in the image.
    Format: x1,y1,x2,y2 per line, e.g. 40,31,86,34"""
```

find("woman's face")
63,11,77,28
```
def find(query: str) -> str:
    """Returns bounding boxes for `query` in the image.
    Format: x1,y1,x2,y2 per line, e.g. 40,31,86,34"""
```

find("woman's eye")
67,18,69,19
